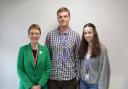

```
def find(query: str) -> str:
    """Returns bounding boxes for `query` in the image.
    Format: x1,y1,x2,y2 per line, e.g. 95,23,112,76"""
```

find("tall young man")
45,7,80,89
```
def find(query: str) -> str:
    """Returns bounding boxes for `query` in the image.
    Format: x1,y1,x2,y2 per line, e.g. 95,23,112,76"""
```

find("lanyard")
34,49,38,64
60,34,68,64
85,55,91,74
60,34,68,48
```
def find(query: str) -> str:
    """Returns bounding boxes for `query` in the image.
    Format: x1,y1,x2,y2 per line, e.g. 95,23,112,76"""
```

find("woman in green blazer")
17,24,51,89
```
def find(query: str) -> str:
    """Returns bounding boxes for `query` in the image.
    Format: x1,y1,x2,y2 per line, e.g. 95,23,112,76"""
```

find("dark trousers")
48,77,77,89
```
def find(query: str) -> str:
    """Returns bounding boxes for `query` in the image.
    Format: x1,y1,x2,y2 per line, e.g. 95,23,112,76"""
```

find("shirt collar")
57,27,70,35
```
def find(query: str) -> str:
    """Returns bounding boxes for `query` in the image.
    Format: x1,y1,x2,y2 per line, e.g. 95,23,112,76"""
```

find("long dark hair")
79,23,101,59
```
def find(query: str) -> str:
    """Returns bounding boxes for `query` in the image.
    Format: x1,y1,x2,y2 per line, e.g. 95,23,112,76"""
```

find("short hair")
57,7,70,17
28,24,41,34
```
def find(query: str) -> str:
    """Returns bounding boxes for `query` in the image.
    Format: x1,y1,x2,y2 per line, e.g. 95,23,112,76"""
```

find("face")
84,26,94,43
57,11,70,28
28,28,41,44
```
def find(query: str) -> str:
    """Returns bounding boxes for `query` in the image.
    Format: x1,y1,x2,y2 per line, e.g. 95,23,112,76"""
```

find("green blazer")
17,43,51,89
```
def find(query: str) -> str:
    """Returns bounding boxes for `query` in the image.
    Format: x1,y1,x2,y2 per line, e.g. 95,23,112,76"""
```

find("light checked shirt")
45,28,80,80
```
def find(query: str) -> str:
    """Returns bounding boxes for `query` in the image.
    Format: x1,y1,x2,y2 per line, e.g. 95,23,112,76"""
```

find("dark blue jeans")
80,79,98,89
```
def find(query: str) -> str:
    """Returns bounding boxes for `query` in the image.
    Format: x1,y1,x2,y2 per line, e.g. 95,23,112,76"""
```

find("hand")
36,85,41,89
31,85,41,89
31,86,37,89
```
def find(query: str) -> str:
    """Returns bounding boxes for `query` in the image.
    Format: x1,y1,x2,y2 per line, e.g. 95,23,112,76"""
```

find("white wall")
0,0,128,89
